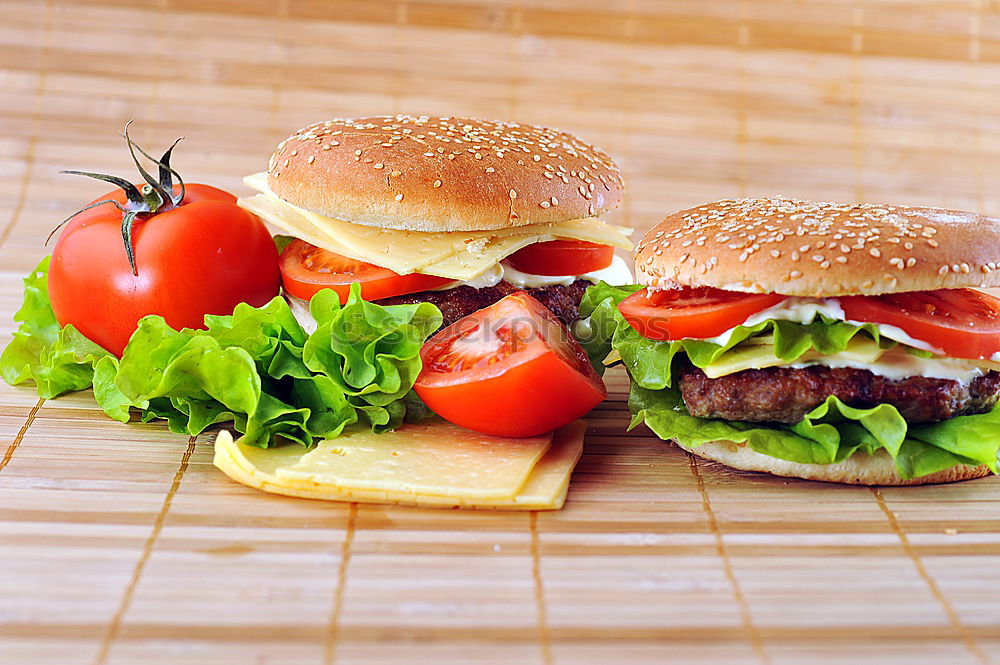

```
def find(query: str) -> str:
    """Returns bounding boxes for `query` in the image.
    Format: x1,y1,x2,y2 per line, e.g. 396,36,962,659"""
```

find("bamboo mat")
3,1,1000,664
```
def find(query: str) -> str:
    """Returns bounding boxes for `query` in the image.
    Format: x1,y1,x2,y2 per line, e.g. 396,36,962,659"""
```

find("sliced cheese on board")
506,420,586,509
240,172,633,280
213,418,586,510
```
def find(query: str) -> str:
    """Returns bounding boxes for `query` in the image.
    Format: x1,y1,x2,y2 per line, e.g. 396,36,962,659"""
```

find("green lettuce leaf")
0,257,116,398
577,282,899,387
577,283,999,479
629,384,996,480
1,257,441,448
273,234,297,254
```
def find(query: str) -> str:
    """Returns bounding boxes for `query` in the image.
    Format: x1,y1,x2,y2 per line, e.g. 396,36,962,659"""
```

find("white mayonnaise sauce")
501,254,633,288
436,254,633,290
286,294,317,335
789,347,984,383
702,296,943,354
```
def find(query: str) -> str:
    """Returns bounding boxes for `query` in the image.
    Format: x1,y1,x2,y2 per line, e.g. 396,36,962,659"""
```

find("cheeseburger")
238,115,634,333
581,197,1000,485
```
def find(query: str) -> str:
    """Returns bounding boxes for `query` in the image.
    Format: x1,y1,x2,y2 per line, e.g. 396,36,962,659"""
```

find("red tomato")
49,184,281,356
840,289,1000,360
415,292,606,437
279,239,452,302
507,240,614,276
619,287,787,341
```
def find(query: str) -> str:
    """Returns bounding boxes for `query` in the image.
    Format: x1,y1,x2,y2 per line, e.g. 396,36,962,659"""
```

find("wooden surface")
3,1,1000,664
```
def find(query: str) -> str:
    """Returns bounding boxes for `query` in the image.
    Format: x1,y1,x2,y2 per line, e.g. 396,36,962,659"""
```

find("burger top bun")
266,115,624,232
634,197,1000,297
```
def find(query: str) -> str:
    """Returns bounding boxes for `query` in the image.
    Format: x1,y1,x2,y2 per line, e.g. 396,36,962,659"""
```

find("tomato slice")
279,239,452,302
840,289,1000,360
507,240,614,276
619,287,787,341
414,292,607,437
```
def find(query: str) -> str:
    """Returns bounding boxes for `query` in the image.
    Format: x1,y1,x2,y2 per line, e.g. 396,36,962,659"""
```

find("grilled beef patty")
376,279,591,328
678,364,1000,424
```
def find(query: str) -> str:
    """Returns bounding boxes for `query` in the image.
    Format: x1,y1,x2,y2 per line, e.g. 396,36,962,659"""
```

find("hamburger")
237,115,634,333
579,197,1000,485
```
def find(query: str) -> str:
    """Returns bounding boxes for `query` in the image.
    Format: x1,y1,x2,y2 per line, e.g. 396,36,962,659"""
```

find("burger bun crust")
677,440,990,485
267,115,624,232
635,197,1000,296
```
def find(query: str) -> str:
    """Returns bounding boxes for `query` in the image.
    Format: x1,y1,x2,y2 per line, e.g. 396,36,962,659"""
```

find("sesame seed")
550,196,559,205
374,163,384,169
539,201,551,208
433,179,442,188
307,155,315,164
394,193,404,202
390,171,401,177
509,189,517,199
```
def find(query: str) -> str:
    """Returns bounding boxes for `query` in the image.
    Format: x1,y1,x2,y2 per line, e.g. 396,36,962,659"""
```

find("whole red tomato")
49,184,281,356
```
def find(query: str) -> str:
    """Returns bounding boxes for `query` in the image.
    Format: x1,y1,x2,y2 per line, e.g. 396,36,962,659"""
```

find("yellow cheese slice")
505,420,586,509
213,418,587,509
701,335,886,379
240,172,633,280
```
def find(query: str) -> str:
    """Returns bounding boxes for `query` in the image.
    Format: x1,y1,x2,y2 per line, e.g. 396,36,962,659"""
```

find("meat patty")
678,364,1000,424
375,279,591,328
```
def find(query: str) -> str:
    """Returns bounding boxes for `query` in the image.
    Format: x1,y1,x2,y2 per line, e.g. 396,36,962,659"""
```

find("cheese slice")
213,418,587,510
240,172,633,280
701,335,886,379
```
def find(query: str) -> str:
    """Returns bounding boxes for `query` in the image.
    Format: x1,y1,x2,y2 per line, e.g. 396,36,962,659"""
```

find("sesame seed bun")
676,440,991,485
635,197,1000,297
266,115,624,233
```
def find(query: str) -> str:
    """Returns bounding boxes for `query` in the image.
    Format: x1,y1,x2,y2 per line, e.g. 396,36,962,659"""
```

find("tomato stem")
52,121,187,276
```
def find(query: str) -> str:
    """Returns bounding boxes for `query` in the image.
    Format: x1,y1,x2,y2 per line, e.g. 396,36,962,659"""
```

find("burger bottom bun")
675,440,991,486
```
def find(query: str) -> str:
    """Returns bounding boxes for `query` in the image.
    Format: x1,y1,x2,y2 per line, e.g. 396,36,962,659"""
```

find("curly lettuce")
578,282,1000,479
578,282,899,386
1,257,441,447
